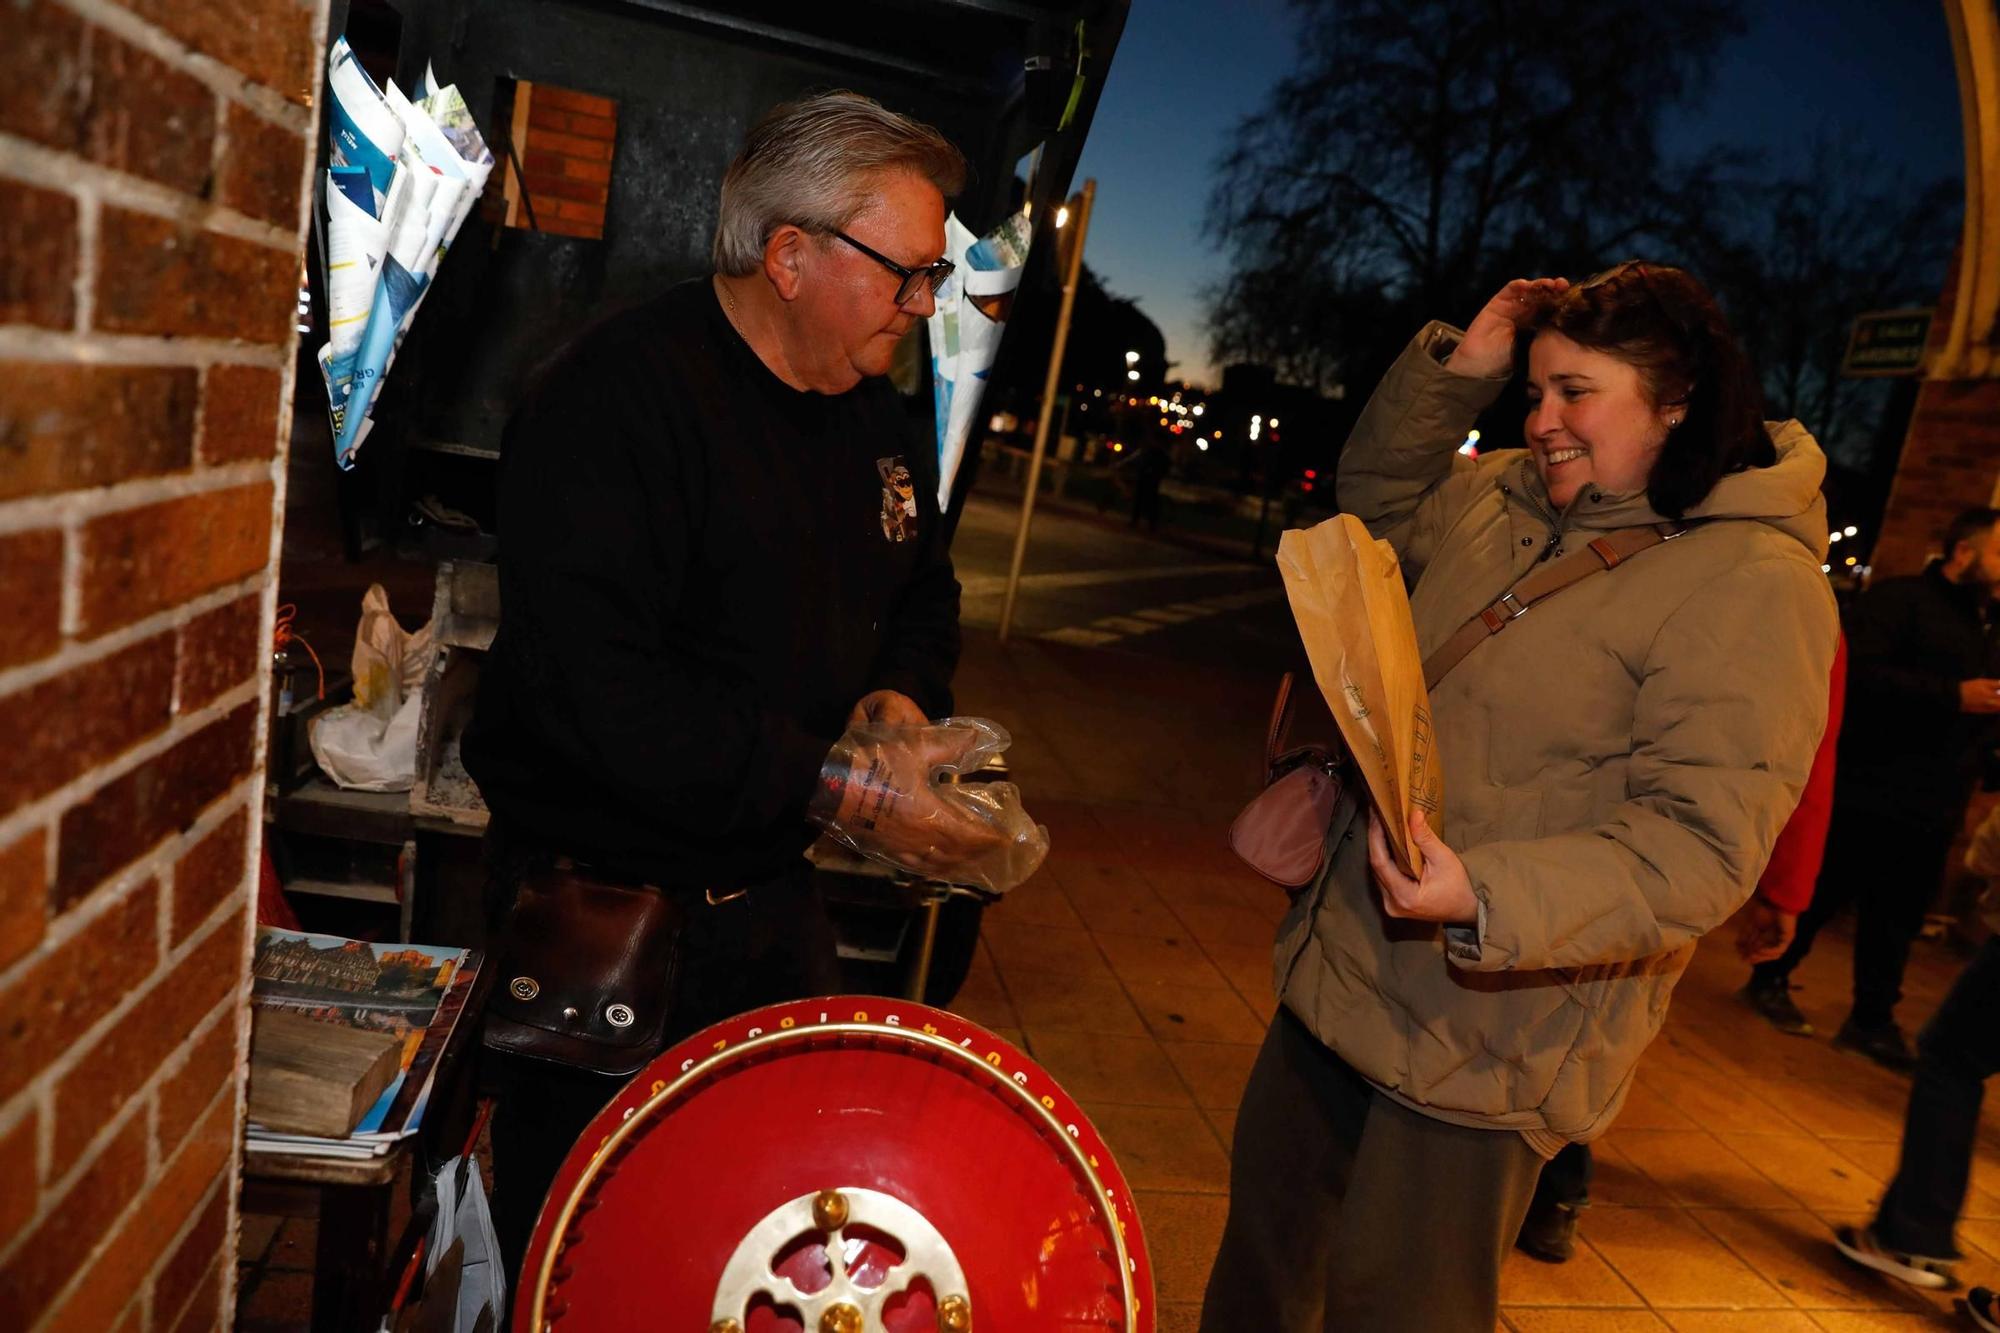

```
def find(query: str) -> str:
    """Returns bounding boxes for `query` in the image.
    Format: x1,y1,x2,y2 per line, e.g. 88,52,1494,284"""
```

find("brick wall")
0,1,324,1330
508,82,617,240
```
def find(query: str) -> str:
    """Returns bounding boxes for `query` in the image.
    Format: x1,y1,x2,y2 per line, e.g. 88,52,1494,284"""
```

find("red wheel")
515,997,1154,1331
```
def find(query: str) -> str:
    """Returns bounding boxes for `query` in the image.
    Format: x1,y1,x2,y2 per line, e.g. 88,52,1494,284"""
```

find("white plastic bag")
309,584,434,791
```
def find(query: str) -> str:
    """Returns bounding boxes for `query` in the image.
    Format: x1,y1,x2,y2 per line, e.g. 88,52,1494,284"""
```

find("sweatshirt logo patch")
878,457,917,542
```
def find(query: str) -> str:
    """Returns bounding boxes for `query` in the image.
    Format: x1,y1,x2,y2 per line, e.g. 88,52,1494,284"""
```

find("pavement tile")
1643,1067,1813,1137
993,965,1149,1036
1202,1106,1237,1150
1096,931,1231,990
1617,1079,1703,1132
1808,1313,1964,1330
981,873,1084,929
980,920,1115,981
1737,1078,1908,1142
1612,1130,1801,1210
1687,1208,1898,1309
1023,1028,1191,1108
1660,1313,1822,1331
1592,1140,1676,1208
1131,1191,1228,1305
1161,1041,1259,1110
1058,861,1187,937
1126,978,1267,1044
1583,1207,1790,1309
1154,1302,1202,1333
1499,1239,1643,1308
239,1269,315,1325
1503,1310,1670,1332
1167,900,1281,950
1082,1102,1231,1193
1717,1133,1886,1214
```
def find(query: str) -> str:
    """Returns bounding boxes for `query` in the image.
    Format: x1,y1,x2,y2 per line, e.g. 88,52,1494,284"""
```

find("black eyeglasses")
830,229,954,306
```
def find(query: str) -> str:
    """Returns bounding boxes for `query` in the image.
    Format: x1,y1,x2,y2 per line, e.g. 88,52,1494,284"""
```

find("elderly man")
464,91,993,1273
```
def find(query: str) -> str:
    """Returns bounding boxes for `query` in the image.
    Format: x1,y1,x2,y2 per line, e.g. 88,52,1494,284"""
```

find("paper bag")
1277,514,1441,875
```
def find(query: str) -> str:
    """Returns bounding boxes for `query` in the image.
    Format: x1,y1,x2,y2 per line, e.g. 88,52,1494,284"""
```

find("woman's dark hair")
1527,261,1771,519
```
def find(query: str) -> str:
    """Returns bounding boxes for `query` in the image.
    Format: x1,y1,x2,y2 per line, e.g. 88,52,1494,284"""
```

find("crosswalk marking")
1039,586,1285,650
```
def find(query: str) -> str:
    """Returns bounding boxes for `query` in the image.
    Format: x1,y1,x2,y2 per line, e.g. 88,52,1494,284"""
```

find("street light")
1124,350,1140,365
1192,404,1204,417
1829,531,1842,543
1844,525,1858,537
1126,369,1139,381
1055,204,1071,229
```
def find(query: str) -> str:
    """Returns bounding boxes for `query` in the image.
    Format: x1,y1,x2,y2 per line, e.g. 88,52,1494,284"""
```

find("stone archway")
1872,0,2000,575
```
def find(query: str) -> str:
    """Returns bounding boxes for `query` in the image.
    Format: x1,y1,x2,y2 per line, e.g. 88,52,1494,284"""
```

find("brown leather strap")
1264,671,1297,772
1422,525,1684,690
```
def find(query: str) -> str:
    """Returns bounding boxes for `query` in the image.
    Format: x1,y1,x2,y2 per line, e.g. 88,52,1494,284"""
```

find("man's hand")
821,724,1005,878
1735,896,1797,964
1366,807,1478,924
1960,679,2000,715
1445,277,1570,379
849,689,929,728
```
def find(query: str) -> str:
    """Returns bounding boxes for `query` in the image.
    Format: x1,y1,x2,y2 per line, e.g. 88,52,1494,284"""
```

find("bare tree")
1205,0,1743,390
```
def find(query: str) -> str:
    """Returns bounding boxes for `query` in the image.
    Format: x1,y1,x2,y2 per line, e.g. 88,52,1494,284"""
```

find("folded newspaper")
320,40,494,469
928,209,1031,509
1277,514,1441,876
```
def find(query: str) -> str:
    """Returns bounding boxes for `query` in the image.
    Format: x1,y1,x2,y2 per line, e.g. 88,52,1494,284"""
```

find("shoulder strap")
1422,524,1685,690
1264,671,1296,773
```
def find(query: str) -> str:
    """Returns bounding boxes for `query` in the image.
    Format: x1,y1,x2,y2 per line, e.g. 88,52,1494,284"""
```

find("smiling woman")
1203,262,1841,1331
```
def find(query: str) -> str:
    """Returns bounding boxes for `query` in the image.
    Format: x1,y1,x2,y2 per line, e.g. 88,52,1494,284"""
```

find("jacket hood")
1508,419,1830,562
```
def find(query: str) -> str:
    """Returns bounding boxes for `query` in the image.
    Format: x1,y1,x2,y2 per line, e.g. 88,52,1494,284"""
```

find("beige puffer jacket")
1278,321,1839,1148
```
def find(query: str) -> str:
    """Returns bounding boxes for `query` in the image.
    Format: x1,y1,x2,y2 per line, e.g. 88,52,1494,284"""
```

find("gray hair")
712,91,967,275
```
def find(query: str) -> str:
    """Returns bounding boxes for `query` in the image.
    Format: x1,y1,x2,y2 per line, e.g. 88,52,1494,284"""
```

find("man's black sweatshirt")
463,279,961,889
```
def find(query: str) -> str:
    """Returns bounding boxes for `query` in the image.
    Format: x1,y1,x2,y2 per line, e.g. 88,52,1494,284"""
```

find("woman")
1201,264,1839,1330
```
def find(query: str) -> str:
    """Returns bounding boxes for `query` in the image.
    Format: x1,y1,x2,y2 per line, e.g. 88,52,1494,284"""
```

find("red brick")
172,807,248,943
523,127,612,162
530,213,603,241
530,85,616,119
0,634,175,811
82,24,218,192
106,0,320,104
167,1258,223,1333
0,530,63,671
199,363,284,464
526,101,574,135
0,0,86,147
0,881,157,1102
94,208,297,344
563,157,612,186
218,103,306,228
176,593,264,715
52,917,241,1174
0,829,48,971
522,172,609,208
155,1182,227,1331
43,1094,236,1333
0,1112,147,1326
158,996,239,1156
55,705,256,907
79,482,274,636
165,1248,222,1328
0,179,78,328
0,362,199,502
0,1107,38,1250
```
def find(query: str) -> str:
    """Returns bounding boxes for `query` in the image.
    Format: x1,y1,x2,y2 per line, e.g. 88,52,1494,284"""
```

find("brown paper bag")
1277,514,1441,875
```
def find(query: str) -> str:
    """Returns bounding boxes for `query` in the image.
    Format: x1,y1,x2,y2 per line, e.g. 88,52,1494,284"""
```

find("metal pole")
998,178,1096,642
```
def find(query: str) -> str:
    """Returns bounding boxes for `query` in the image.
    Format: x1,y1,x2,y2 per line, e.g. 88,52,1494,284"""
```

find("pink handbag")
1228,672,1344,887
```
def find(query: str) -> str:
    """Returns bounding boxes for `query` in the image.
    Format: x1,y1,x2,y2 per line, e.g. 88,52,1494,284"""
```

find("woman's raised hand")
1445,277,1570,378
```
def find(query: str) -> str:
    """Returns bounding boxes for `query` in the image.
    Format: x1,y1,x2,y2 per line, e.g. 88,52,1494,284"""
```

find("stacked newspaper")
928,209,1031,510
245,926,484,1161
320,39,494,469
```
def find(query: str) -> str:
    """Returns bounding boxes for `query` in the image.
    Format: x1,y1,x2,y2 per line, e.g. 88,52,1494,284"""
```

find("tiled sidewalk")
951,630,2000,1332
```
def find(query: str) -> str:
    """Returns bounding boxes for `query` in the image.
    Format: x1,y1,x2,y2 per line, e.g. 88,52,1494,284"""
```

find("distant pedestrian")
1831,802,2000,1330
1129,437,1169,531
1516,636,1848,1264
1746,507,2000,1070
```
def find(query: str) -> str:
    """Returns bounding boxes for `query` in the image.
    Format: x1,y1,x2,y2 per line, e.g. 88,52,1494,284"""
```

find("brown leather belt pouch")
481,859,686,1077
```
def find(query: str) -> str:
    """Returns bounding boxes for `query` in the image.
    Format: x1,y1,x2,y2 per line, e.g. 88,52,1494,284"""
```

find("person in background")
1746,507,2000,1070
1831,797,2000,1332
1517,635,1849,1262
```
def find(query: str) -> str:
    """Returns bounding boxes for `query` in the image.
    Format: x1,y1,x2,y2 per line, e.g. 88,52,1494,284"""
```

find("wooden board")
249,1009,403,1138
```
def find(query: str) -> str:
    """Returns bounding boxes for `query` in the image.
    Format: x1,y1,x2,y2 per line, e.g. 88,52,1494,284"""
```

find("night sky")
1074,0,1967,387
